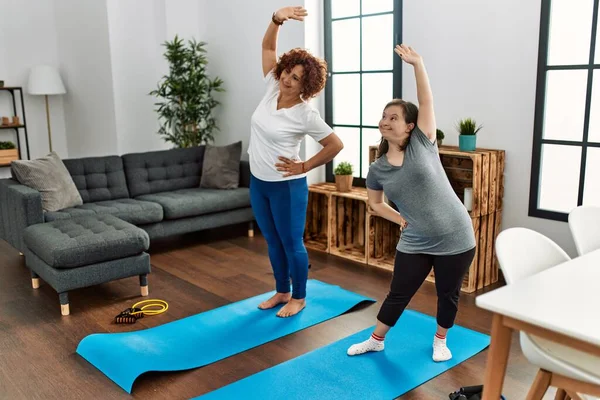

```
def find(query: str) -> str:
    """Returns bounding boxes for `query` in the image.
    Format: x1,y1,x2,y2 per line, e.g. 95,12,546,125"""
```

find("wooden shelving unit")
0,87,31,166
305,145,505,294
367,212,400,271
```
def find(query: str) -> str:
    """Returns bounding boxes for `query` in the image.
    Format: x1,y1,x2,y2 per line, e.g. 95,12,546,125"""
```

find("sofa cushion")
200,141,242,189
11,151,83,212
136,188,250,220
122,147,205,198
63,156,129,203
23,214,149,269
44,199,163,225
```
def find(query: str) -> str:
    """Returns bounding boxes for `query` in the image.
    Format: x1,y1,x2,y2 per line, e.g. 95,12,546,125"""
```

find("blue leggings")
250,174,309,299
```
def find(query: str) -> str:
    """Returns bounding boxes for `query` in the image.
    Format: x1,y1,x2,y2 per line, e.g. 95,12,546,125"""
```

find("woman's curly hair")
274,48,328,101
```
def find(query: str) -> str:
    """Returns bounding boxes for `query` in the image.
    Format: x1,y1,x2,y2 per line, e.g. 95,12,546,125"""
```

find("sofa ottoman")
22,214,151,316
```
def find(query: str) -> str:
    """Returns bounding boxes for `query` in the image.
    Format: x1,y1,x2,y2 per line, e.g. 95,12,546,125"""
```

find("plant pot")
459,134,477,151
335,174,353,192
0,149,18,165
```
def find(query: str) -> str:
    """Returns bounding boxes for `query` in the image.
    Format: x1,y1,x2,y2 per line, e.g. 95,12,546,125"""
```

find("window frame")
529,0,600,222
323,0,404,186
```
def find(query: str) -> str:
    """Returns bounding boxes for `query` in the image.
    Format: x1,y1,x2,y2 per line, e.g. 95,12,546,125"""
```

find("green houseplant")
334,161,354,192
0,141,18,164
150,35,225,148
456,118,482,152
436,129,445,146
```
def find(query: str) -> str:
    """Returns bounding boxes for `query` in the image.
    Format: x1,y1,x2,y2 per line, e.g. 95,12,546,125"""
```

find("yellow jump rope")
114,299,169,324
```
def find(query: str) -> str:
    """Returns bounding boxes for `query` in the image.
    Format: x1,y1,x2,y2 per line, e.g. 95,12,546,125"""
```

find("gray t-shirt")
366,126,476,256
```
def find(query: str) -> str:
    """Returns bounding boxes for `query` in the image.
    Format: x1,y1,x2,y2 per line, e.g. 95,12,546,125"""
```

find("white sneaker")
347,336,385,356
432,337,452,362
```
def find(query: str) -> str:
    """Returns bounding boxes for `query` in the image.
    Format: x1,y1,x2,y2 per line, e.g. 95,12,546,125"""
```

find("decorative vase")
459,134,476,151
335,174,353,192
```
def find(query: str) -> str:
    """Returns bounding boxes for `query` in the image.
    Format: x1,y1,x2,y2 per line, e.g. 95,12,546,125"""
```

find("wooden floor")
0,224,561,399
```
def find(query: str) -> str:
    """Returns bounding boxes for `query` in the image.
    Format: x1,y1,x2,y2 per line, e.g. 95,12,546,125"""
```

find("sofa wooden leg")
248,221,254,237
59,292,70,316
140,274,149,296
30,270,40,289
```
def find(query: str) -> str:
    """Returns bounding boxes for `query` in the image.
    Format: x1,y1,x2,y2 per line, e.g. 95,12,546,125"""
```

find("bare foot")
258,292,291,310
276,298,306,317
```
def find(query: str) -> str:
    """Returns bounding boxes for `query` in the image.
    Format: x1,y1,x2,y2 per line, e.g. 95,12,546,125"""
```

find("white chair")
495,227,600,400
569,205,600,256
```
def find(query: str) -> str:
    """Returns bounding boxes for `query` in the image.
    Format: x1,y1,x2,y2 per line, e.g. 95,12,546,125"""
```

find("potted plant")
436,129,445,146
0,141,18,164
334,161,354,192
456,118,482,152
150,35,225,148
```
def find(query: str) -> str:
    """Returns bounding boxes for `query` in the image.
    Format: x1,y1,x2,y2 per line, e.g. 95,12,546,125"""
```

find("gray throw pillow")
11,151,83,212
200,141,242,189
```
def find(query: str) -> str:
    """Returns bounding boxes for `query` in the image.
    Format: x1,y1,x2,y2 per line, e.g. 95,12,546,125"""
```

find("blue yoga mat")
76,279,374,393
193,309,490,400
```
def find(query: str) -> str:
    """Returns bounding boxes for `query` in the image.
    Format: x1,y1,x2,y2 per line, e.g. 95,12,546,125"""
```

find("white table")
475,248,600,400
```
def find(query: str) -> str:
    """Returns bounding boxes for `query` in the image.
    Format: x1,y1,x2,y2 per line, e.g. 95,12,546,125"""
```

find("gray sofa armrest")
0,179,44,252
239,160,250,188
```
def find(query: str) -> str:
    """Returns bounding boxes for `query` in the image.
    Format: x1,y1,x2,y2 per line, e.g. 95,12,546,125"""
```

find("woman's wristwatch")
272,12,284,26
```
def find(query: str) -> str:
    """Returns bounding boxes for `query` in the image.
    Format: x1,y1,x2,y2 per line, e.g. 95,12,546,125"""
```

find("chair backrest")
568,205,600,256
495,227,571,284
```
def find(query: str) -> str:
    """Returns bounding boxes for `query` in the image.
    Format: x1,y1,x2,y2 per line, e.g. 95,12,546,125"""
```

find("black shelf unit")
0,86,31,165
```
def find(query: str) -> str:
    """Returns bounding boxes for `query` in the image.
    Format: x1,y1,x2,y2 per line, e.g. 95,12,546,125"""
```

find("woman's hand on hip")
399,217,408,230
275,156,306,177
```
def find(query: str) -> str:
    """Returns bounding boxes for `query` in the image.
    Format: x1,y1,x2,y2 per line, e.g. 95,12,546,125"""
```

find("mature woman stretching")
249,5,343,317
347,45,476,361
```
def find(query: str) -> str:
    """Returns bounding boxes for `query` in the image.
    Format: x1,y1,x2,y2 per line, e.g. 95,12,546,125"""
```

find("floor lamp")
27,65,66,153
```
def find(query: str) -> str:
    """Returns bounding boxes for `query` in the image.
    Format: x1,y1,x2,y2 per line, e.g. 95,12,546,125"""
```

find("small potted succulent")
436,129,445,146
0,141,18,165
456,118,482,152
334,161,354,192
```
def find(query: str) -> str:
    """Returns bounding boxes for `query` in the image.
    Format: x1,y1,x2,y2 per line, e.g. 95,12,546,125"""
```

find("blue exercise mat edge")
76,279,375,393
192,309,491,400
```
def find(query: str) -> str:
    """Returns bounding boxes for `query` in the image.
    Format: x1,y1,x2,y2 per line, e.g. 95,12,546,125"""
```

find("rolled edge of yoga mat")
75,279,375,393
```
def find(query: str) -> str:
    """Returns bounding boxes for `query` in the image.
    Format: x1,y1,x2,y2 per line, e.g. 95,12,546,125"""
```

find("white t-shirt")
248,70,333,182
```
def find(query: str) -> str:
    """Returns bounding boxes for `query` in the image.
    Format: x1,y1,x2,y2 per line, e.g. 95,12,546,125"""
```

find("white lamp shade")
27,65,66,95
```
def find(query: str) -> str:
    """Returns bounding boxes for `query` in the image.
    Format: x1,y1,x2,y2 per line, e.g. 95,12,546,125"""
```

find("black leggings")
377,247,476,329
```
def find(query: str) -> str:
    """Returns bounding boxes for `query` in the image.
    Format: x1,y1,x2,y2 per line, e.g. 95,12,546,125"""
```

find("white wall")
403,0,577,256
106,0,170,155
0,0,67,179
54,0,118,158
201,0,306,158
304,0,328,185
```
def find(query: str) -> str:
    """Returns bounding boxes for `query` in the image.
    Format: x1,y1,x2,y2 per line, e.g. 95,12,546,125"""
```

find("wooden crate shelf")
330,190,368,264
304,189,331,253
437,145,505,218
367,212,400,271
306,144,505,293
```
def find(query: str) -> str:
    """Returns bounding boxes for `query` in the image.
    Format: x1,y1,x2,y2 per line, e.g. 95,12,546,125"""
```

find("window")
323,0,403,185
530,0,600,221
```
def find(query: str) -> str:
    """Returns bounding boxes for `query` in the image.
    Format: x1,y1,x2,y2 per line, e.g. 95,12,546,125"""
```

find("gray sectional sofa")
0,145,255,253
0,145,255,314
